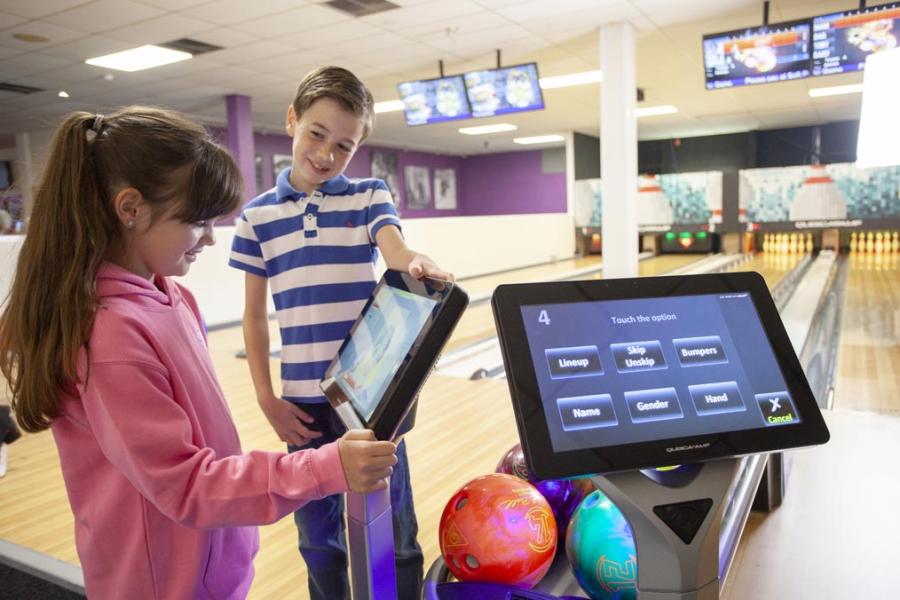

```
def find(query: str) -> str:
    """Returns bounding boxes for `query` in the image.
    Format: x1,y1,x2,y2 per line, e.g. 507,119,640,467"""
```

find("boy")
229,66,452,600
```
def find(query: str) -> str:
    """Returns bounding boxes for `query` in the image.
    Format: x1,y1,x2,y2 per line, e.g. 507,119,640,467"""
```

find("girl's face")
126,201,216,280
286,97,365,196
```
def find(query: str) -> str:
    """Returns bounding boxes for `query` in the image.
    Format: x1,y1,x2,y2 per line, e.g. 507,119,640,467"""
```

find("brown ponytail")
0,106,243,432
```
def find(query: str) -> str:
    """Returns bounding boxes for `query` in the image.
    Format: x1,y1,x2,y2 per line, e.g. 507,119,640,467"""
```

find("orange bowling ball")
438,473,557,588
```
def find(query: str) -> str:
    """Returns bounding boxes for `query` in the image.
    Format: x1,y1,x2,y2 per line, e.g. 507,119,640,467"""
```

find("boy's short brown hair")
292,66,375,140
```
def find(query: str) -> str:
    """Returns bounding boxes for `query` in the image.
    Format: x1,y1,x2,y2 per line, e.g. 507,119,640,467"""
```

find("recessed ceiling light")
635,105,678,117
458,123,518,135
85,45,192,72
513,134,565,145
374,100,404,114
539,70,602,89
58,90,69,98
809,83,864,98
103,73,115,82
13,33,50,43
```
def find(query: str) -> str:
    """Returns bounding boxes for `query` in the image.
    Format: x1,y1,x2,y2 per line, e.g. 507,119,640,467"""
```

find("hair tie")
91,115,104,133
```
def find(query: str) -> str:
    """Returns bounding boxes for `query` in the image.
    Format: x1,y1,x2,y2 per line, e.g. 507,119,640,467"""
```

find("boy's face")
286,97,365,195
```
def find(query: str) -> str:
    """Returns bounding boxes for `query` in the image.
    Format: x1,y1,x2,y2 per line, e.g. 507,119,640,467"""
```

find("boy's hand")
258,394,323,447
338,430,398,493
409,254,455,282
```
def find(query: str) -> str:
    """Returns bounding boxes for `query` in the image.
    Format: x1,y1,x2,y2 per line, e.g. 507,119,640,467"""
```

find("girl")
0,107,397,599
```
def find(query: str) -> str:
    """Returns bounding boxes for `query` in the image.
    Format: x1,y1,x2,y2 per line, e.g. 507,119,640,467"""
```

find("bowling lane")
832,253,900,415
458,255,602,298
444,253,709,353
725,251,806,289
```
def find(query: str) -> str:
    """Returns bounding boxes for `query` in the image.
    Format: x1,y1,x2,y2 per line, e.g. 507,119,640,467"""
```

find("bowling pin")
850,231,858,253
875,231,884,254
866,231,875,253
891,231,899,253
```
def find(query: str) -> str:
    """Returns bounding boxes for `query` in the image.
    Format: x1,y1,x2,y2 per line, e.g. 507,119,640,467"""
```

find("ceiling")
0,0,867,155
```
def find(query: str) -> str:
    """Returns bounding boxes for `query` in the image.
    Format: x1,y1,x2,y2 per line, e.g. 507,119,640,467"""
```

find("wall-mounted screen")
703,19,812,89
397,75,472,126
812,2,899,76
463,63,544,118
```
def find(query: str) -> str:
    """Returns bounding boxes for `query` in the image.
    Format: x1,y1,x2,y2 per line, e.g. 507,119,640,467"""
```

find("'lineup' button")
755,392,800,426
624,388,684,423
688,381,746,415
545,346,604,379
672,336,728,367
610,340,667,373
557,394,618,431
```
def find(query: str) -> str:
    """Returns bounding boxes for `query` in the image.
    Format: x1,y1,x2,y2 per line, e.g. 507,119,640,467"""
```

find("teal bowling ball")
565,490,637,600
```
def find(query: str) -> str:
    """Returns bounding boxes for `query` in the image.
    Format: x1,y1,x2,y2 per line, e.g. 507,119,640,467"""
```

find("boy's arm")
375,225,455,281
242,272,321,447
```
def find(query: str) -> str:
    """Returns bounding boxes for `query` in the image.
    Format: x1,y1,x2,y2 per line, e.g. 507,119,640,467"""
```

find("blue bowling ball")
565,490,637,600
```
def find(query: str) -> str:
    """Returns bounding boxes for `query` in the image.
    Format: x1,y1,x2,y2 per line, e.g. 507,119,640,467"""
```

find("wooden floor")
3,251,898,600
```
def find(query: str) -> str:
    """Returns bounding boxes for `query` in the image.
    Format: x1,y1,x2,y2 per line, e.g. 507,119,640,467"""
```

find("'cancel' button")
557,394,618,432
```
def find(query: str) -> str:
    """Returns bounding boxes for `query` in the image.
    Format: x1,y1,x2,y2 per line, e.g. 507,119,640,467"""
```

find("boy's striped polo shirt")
229,168,401,404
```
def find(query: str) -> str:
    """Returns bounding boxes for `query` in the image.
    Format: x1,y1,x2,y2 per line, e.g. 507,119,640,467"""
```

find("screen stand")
346,485,397,600
589,458,740,600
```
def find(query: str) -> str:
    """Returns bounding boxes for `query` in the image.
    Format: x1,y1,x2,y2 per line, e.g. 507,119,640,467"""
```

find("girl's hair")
0,106,243,432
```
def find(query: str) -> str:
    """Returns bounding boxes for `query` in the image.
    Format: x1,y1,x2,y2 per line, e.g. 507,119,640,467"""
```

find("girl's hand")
337,430,398,493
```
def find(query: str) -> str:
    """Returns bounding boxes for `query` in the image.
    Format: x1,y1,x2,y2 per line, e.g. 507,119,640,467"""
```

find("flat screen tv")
703,19,812,89
463,63,544,118
397,74,472,126
812,2,899,76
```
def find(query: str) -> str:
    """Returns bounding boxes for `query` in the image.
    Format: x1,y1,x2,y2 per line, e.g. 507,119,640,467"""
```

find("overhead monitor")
321,270,468,441
397,75,472,126
492,273,829,479
463,63,544,118
703,19,812,89
812,2,899,76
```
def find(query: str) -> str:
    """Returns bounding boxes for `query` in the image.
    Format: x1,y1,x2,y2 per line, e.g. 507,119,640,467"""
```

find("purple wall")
212,126,565,218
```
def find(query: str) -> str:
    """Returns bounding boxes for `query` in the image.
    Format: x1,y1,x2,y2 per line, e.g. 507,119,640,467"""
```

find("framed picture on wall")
433,168,457,210
404,165,431,209
254,155,264,192
371,150,401,204
272,153,292,183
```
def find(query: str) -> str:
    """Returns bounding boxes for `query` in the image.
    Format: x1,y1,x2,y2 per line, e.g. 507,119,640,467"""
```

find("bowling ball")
566,490,637,600
439,473,557,588
496,444,583,539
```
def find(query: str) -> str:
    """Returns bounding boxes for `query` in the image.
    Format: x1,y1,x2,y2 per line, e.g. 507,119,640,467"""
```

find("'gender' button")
545,346,604,379
755,392,800,426
557,394,618,432
610,340,667,373
673,336,728,367
624,388,684,424
688,381,746,415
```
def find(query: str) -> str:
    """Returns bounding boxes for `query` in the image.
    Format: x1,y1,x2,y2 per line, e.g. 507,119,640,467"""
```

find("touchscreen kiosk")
492,272,829,480
321,270,468,441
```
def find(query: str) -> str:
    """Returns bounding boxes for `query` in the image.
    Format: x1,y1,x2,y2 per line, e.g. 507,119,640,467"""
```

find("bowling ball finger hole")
454,497,468,511
464,555,479,570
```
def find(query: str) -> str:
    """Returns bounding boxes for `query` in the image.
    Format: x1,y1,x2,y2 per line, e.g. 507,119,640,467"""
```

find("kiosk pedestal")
590,459,740,600
346,487,397,600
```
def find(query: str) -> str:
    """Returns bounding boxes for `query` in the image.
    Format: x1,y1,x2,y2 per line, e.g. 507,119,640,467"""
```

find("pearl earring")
127,220,135,228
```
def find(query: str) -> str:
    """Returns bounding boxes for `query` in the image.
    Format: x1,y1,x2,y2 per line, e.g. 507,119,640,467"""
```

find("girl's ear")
112,187,144,230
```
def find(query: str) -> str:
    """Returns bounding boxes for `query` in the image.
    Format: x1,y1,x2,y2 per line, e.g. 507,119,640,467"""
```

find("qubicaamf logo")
666,442,710,453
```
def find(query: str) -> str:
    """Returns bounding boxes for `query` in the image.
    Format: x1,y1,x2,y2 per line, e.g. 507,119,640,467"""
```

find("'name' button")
557,394,618,432
755,392,800,426
688,381,746,415
545,346,604,379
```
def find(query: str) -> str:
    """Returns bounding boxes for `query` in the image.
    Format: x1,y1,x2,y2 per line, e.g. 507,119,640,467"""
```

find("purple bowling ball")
496,444,583,538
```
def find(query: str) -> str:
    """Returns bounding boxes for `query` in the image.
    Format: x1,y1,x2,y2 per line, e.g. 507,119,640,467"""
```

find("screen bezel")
701,18,813,89
396,74,472,127
463,62,545,119
321,269,468,440
492,272,829,480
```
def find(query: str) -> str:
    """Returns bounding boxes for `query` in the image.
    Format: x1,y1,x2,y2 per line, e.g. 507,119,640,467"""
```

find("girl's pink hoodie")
51,263,349,599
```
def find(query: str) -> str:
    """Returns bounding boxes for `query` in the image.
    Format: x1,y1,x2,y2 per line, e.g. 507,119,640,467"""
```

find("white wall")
0,214,575,328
